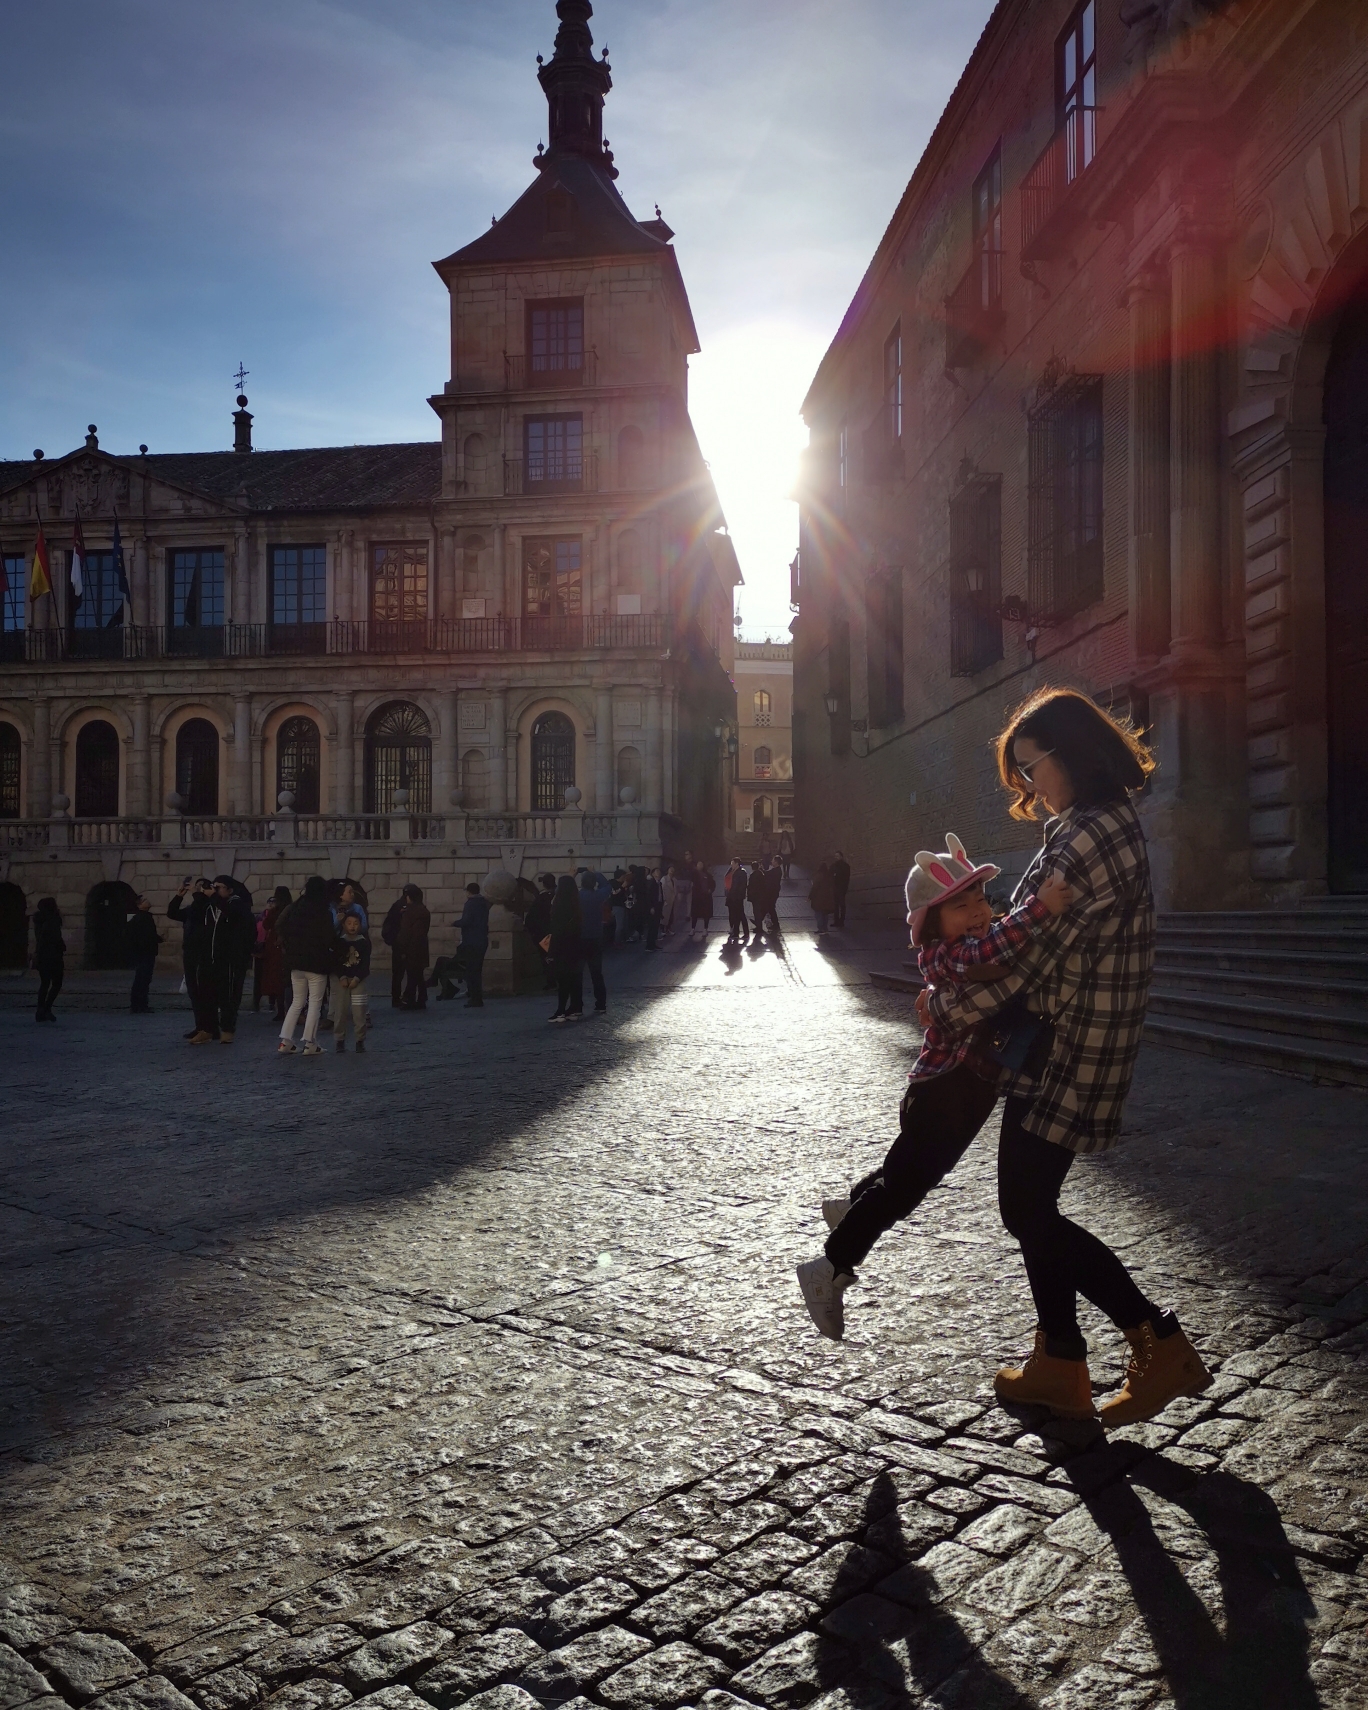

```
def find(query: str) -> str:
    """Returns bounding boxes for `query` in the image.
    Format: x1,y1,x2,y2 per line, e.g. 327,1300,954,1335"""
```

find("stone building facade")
793,0,1368,914
729,641,795,847
0,0,739,966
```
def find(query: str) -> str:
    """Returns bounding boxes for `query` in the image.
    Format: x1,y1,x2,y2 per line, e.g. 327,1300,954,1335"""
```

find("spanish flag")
29,521,52,601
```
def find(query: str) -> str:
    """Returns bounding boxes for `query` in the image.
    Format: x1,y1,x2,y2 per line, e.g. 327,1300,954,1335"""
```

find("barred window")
1028,375,1103,622
950,476,1003,676
865,570,905,727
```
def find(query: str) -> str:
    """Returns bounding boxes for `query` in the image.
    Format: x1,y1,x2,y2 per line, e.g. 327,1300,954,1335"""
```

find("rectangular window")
523,536,583,618
370,543,429,624
2,557,24,630
972,146,1004,312
528,300,585,376
883,326,903,443
1028,375,1104,622
72,552,123,629
525,415,584,489
950,477,1004,676
169,549,224,627
271,544,327,626
865,570,905,728
1058,0,1097,183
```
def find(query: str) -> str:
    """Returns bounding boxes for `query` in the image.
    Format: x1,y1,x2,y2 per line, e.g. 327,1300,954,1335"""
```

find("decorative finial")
139,444,148,456
237,393,248,408
233,361,250,392
655,204,662,220
85,424,99,449
537,53,543,64
33,449,44,461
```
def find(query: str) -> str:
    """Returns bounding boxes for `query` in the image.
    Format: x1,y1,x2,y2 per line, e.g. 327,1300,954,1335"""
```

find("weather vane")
233,362,250,393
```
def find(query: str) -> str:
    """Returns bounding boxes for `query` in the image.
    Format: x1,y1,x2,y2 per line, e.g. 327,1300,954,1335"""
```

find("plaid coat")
925,797,1155,1154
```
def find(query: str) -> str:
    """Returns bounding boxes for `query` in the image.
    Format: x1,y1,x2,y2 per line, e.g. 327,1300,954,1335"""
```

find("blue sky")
0,0,995,636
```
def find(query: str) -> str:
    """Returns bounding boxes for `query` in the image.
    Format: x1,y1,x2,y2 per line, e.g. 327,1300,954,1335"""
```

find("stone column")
1125,270,1171,663
50,723,65,812
30,696,50,817
438,526,458,625
488,685,508,813
129,694,151,818
644,688,664,812
595,688,614,812
231,694,252,815
335,690,355,814
233,524,251,627
1169,232,1224,657
150,728,165,812
132,538,151,630
437,688,459,808
253,522,269,625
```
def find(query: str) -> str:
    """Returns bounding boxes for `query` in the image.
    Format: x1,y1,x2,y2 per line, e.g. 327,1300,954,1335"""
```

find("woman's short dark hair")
997,686,1156,821
303,875,328,901
36,896,61,919
272,885,293,908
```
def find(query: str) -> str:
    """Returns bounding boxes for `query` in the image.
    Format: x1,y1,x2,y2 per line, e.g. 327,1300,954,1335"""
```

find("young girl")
796,834,1071,1340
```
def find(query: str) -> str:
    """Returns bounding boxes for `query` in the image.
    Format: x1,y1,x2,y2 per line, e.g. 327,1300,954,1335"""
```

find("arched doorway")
1325,275,1368,892
532,712,575,810
74,720,120,816
176,719,220,815
0,880,26,967
0,722,19,818
277,716,321,813
365,701,431,812
85,879,139,969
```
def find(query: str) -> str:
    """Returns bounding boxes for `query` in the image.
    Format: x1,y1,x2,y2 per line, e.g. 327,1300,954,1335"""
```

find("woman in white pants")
277,876,338,1055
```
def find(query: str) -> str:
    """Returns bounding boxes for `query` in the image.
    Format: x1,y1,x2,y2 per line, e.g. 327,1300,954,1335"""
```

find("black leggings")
997,1095,1157,1343
36,963,63,1017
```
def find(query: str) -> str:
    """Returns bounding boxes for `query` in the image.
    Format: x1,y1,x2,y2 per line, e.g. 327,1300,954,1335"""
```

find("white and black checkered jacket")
925,797,1155,1154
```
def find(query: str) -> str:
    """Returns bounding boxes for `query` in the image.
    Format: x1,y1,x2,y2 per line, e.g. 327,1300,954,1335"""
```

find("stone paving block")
963,1546,1081,1621
1101,1617,1164,1676
41,1635,146,1704
782,1544,894,1609
716,1534,816,1594
982,1618,1074,1686
351,1690,429,1710
0,1646,53,1709
436,1581,550,1642
193,1666,263,1710
862,1499,957,1561
444,1690,537,1710
532,1535,634,1594
257,1629,365,1685
87,1678,199,1710
597,1640,728,1709
259,1685,352,1710
413,1627,544,1706
517,1625,650,1697
939,1437,1047,1479
342,1625,453,1693
955,1504,1040,1558
923,1486,988,1519
877,1543,988,1607
728,1631,854,1709
1039,1663,1160,1709
1052,1569,1133,1629
0,1588,76,1650
159,1621,288,1685
629,1572,744,1641
539,1576,637,1645
694,1591,818,1667
618,1539,721,1594
972,1475,1077,1516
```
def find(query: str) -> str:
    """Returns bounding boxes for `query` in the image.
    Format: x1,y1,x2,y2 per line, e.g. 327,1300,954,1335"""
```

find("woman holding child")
798,687,1212,1430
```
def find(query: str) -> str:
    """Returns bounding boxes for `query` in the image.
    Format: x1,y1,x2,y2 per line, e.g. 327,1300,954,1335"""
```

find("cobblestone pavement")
2,906,1367,1710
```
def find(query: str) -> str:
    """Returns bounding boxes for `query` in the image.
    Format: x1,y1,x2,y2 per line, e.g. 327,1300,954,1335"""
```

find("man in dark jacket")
127,895,162,1014
724,858,750,944
576,869,611,1012
381,896,406,1006
180,876,255,1043
168,877,212,1037
524,874,556,988
395,884,431,1009
457,882,490,1007
831,851,852,927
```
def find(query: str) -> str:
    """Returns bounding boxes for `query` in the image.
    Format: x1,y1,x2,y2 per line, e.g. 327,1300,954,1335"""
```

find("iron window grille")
277,716,321,814
74,720,120,816
884,325,903,443
950,475,1004,676
365,701,432,814
0,720,19,817
175,719,220,815
865,569,905,728
1028,374,1104,623
531,711,576,810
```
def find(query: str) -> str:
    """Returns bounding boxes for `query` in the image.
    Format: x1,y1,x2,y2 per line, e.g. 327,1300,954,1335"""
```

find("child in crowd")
334,909,372,1053
796,833,1072,1339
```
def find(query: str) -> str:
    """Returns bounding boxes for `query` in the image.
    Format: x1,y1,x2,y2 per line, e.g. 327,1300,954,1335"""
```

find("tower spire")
536,0,617,179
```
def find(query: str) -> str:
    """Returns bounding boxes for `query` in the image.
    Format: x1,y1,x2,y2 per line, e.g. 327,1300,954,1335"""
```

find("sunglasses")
1015,747,1057,782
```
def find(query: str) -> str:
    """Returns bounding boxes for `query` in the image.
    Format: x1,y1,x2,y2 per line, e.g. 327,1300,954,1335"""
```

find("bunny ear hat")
904,832,1001,945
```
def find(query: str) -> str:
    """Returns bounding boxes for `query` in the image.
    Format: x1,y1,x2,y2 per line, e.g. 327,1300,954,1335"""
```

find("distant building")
729,640,794,850
794,0,1368,914
0,0,739,964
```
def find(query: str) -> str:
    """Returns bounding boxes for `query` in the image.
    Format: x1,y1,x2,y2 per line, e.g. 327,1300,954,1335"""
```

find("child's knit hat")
904,833,1000,946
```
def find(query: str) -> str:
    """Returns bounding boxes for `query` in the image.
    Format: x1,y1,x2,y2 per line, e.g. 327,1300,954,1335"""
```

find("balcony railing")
504,350,598,390
503,451,600,496
0,614,668,664
1021,106,1098,259
945,248,1005,369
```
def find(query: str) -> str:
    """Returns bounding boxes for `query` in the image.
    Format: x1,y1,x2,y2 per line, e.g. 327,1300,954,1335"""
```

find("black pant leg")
131,955,155,1011
582,943,605,1008
391,955,406,1005
193,969,220,1035
997,1096,1159,1341
826,1067,1000,1271
466,949,485,1003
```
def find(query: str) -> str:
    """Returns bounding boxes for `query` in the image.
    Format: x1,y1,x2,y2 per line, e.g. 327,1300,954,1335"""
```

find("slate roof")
0,443,442,514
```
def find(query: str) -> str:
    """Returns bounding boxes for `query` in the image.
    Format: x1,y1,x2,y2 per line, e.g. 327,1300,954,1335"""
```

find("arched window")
277,716,321,814
618,425,645,488
531,712,576,810
463,434,487,495
176,719,220,815
754,746,773,779
365,701,431,813
74,720,120,816
616,745,642,804
0,722,19,818
461,748,489,812
753,688,772,726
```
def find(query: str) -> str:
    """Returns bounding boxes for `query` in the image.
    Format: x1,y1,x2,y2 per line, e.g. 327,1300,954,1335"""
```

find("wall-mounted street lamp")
823,692,841,717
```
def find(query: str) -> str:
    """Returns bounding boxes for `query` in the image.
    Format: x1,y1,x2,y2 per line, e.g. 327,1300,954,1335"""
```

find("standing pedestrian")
381,893,406,1006
808,862,836,936
396,884,431,1009
278,876,338,1055
724,857,750,944
660,864,678,938
182,877,255,1044
333,909,372,1052
778,827,795,881
525,874,557,984
548,873,583,1021
168,877,211,1038
455,881,490,1007
644,866,664,951
672,863,692,942
258,886,292,1023
761,855,782,936
750,855,772,940
608,869,629,947
32,897,64,1023
577,869,611,1011
127,895,162,1013
690,861,715,939
831,851,852,928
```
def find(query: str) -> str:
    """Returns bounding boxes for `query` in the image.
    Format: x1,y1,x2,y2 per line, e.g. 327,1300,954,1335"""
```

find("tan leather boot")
994,1327,1097,1419
1099,1321,1213,1429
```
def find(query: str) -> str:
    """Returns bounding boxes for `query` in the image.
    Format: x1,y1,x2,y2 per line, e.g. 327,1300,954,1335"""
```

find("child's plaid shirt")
910,896,1052,1082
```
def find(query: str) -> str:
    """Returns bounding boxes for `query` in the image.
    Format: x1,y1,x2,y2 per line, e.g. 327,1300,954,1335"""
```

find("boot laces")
1124,1323,1156,1383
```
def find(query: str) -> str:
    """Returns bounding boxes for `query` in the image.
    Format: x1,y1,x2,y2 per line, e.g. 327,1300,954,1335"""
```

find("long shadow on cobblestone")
1067,1453,1320,1709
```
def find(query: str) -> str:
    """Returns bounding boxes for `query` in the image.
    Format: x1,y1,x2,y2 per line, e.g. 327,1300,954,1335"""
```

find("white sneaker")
277,1040,297,1054
822,1197,851,1231
301,1041,324,1055
796,1256,854,1341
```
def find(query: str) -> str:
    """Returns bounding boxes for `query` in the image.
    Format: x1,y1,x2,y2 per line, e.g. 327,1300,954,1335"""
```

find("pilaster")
129,695,151,818
1125,270,1171,663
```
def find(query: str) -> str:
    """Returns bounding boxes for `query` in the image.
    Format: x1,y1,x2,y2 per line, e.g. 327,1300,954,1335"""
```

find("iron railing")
504,350,598,390
1021,106,1098,257
503,451,600,496
944,247,1005,369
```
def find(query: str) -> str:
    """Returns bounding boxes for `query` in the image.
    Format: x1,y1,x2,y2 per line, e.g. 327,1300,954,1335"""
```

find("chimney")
233,393,253,454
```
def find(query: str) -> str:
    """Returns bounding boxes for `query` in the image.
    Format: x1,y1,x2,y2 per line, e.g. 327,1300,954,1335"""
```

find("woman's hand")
1036,872,1074,917
915,989,932,1027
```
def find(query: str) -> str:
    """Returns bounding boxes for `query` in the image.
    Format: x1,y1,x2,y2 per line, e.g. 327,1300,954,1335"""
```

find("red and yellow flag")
29,521,52,600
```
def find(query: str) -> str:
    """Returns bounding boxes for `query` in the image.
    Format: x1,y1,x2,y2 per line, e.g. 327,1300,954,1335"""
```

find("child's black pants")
825,1065,998,1272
